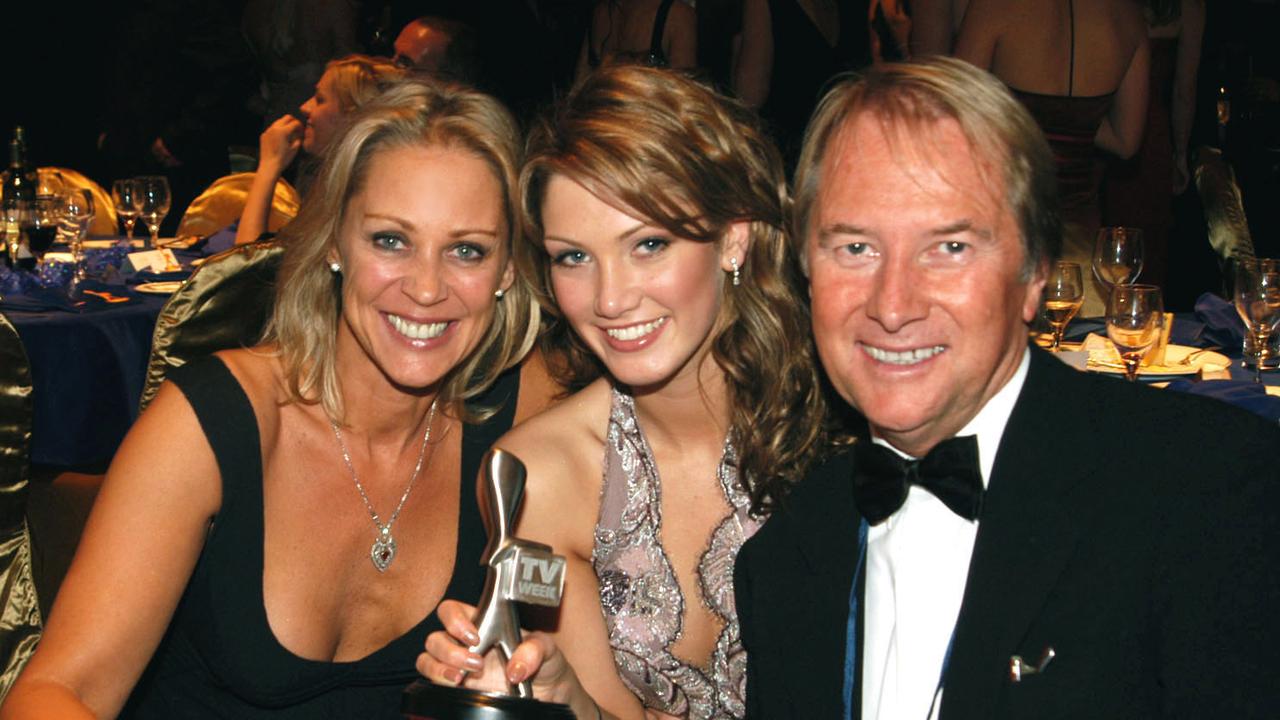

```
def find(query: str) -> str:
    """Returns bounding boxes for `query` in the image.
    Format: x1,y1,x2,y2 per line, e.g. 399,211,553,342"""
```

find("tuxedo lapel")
940,349,1088,719
778,448,862,717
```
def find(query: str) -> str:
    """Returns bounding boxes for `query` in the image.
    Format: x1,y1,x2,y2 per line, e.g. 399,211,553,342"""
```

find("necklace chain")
330,398,438,571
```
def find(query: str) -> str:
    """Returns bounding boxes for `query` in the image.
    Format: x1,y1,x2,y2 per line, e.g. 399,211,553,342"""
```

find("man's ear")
1022,258,1050,323
720,221,752,274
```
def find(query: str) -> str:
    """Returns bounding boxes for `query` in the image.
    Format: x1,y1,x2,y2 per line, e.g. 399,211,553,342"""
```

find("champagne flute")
112,179,141,242
58,189,95,282
1233,258,1280,384
1106,284,1163,382
135,176,171,249
1042,261,1084,351
1092,227,1145,298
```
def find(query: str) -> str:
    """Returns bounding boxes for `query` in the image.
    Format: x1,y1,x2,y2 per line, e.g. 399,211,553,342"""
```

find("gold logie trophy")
403,448,574,720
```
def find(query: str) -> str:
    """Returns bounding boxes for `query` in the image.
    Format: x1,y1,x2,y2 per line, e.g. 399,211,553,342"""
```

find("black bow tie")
853,435,984,525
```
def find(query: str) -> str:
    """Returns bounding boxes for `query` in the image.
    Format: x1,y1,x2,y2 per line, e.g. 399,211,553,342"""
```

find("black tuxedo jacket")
735,347,1280,719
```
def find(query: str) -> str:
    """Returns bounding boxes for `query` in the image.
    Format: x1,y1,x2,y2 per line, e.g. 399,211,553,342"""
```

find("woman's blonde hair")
265,76,539,423
519,65,831,512
324,54,407,113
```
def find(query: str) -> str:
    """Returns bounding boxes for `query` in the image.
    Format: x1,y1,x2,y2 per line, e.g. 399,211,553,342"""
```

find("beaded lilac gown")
592,387,762,719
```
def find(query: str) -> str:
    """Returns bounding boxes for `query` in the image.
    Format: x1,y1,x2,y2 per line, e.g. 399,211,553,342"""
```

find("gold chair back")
175,173,301,239
139,241,285,412
35,168,117,236
0,313,42,702
1194,146,1256,265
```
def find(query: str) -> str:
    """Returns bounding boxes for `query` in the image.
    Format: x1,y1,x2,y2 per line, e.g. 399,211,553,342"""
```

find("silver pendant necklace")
330,398,439,572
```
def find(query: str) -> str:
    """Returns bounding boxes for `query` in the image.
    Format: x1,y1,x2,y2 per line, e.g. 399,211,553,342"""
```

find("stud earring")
730,257,741,286
329,261,341,274
494,288,505,299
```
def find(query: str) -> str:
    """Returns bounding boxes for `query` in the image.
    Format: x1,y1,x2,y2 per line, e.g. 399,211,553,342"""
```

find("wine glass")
135,176,171,248
1233,258,1280,384
1092,227,1145,298
27,195,59,262
1106,284,1164,382
112,179,141,242
1042,261,1084,351
58,189,95,282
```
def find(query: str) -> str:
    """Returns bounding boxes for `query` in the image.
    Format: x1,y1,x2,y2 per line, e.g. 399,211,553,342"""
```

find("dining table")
1054,294,1280,423
2,232,234,470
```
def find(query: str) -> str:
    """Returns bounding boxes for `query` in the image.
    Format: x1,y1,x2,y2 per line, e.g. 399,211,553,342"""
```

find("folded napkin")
1164,378,1280,423
1193,292,1245,350
129,269,192,284
0,286,81,312
1062,315,1205,346
0,279,141,313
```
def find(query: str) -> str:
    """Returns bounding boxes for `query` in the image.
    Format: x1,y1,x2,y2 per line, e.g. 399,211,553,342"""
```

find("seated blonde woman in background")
235,54,404,246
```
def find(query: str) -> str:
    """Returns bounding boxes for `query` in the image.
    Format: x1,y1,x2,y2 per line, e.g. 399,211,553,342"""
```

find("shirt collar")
874,347,1031,490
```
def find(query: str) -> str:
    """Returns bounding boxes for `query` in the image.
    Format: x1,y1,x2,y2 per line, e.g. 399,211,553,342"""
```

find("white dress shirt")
862,349,1030,720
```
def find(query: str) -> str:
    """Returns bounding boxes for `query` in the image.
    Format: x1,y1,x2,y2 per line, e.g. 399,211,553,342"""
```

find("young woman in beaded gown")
418,65,837,719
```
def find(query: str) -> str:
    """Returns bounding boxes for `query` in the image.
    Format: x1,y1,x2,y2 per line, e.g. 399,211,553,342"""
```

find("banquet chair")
175,173,301,240
139,240,285,412
0,313,42,702
35,168,117,236
1194,146,1257,267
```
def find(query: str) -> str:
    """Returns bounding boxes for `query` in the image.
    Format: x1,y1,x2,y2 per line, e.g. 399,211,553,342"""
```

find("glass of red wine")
27,196,59,262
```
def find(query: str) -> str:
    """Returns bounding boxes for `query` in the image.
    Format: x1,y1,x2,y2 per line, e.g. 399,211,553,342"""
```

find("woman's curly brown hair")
517,64,840,513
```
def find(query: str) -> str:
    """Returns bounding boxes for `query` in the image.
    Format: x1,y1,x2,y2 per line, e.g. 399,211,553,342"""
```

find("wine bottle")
3,127,37,265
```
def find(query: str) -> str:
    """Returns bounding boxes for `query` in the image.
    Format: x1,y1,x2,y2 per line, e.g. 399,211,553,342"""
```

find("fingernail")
445,668,464,685
463,629,480,645
507,662,527,684
464,654,484,670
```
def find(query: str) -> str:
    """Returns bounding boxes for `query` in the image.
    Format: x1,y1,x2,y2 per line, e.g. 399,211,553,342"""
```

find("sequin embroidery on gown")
592,387,763,719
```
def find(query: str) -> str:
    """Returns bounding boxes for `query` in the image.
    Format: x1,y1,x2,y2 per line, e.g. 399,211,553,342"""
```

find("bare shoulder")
1113,0,1150,34
498,380,613,549
212,345,290,443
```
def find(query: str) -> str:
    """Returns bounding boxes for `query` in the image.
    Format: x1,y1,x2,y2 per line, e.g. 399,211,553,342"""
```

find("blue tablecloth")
1,241,207,468
1065,294,1280,422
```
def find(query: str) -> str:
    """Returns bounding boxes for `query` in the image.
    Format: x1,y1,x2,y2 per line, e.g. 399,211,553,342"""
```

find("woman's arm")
664,1,699,71
1,381,222,718
235,115,303,246
1171,0,1205,193
732,0,772,108
1095,35,1151,159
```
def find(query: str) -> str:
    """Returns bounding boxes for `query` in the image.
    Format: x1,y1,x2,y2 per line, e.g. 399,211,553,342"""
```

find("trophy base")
402,680,575,719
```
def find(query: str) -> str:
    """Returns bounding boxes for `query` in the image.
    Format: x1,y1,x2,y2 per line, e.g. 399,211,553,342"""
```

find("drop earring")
494,288,505,299
730,257,740,286
329,261,341,274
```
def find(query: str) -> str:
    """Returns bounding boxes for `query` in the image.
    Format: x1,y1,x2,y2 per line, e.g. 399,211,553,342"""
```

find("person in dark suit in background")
734,56,1280,719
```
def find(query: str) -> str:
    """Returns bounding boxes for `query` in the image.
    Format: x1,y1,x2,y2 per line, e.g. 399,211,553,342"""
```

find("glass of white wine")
1233,258,1280,384
1092,227,1144,298
1106,284,1163,382
111,179,141,242
58,189,95,283
1043,261,1084,351
134,175,171,249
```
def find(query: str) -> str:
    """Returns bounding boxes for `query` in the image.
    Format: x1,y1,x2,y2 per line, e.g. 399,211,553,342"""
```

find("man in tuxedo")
734,56,1280,719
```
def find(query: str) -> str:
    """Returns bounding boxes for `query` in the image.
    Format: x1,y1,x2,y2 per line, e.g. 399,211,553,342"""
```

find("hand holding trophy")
404,448,575,719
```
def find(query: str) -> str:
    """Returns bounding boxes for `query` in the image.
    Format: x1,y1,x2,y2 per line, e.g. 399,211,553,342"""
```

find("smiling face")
300,68,344,155
806,113,1045,456
539,174,744,393
331,143,512,394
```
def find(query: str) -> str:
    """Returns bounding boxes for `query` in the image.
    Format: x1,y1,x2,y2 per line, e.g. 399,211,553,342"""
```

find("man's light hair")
792,56,1061,280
